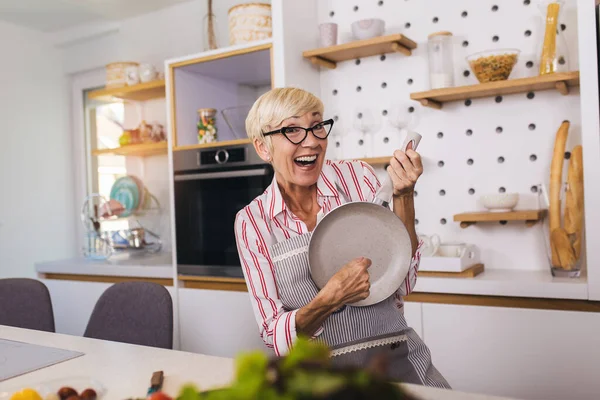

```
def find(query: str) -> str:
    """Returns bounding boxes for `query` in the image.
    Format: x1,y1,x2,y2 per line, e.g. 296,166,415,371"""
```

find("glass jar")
197,108,218,144
427,31,455,89
537,0,569,75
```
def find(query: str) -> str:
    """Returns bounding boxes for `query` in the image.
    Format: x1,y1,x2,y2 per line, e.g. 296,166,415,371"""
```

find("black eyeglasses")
263,119,334,145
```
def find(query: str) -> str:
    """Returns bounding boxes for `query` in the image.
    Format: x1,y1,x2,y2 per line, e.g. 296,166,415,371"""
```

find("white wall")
0,21,75,278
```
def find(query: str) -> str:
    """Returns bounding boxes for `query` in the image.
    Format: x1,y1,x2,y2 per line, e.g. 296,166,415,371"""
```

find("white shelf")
414,269,588,300
35,252,173,279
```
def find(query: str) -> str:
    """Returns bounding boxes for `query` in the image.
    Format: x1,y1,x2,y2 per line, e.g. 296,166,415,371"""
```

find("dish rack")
80,194,162,260
419,244,481,273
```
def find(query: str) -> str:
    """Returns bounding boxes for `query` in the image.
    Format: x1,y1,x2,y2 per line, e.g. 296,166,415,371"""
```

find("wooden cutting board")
418,263,484,278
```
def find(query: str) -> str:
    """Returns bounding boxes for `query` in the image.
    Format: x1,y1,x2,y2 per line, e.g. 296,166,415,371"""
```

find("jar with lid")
427,31,455,89
197,108,218,144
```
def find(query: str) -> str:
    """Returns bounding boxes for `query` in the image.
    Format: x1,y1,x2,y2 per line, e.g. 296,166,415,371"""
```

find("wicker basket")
105,62,139,88
228,3,272,45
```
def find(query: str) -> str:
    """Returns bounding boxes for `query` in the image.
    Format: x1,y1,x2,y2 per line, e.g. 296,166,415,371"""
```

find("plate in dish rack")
109,176,139,217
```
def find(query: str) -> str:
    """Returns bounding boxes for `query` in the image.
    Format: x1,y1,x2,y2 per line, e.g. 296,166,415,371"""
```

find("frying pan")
308,131,422,307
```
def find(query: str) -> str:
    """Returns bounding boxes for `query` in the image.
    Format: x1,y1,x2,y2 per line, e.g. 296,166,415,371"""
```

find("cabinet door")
422,303,600,400
178,288,268,358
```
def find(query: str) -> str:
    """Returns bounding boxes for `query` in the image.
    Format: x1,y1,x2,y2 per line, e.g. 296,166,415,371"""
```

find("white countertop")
414,269,588,300
35,252,173,279
0,326,520,400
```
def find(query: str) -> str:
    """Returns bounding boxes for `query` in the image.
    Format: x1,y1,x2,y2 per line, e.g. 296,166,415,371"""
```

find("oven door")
174,165,274,277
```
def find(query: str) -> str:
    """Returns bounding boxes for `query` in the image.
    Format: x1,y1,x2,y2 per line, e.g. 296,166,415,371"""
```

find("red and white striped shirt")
234,159,422,356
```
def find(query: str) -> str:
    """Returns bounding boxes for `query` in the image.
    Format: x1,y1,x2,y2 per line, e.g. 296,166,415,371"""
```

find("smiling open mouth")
294,155,318,166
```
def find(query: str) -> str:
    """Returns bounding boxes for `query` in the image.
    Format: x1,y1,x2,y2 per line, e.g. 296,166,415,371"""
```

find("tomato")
147,391,172,400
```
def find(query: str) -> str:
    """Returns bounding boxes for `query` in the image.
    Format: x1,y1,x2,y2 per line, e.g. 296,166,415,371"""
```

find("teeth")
295,155,317,162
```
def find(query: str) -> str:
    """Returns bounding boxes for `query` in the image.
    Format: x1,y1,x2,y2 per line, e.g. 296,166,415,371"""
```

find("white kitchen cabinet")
403,301,423,339
422,303,600,400
178,288,268,358
41,279,177,344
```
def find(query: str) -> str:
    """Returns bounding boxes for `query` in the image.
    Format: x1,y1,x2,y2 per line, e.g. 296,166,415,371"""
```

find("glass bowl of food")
466,49,521,83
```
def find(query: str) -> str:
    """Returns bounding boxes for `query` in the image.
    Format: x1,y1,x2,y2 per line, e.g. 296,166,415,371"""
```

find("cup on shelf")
125,65,140,86
139,63,158,83
319,23,338,47
418,233,441,257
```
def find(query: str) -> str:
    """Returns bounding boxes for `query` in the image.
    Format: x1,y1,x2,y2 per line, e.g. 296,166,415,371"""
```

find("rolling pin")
564,145,584,259
549,120,570,266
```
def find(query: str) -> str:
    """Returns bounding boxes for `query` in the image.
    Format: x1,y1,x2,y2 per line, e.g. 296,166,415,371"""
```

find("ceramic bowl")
480,193,519,212
351,18,385,41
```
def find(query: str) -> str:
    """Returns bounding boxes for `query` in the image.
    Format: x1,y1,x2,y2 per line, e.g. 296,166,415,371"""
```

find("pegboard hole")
463,70,470,77
467,158,474,165
437,132,444,139
524,0,531,5
499,220,508,225
498,156,505,163
355,59,361,65
333,89,338,95
495,96,503,103
380,55,387,61
408,106,415,113
438,160,445,167
405,22,411,29
334,115,339,122
358,139,364,145
526,61,534,68
468,188,476,195
462,40,469,47
357,112,363,119
492,5,499,11
440,218,447,225
558,56,566,65
465,99,472,106
565,151,571,159
415,218,419,225
492,35,499,42
561,23,566,31
335,141,341,148
461,11,468,17
529,123,536,131
527,92,535,99
414,190,418,197
329,11,335,17
381,82,388,88
382,110,388,116
353,5,359,11
499,187,506,193
466,129,473,136
356,86,362,92
531,185,539,193
496,126,503,133
530,154,537,161
383,137,389,144
525,30,532,37
433,17,439,23
439,189,446,196
407,78,413,85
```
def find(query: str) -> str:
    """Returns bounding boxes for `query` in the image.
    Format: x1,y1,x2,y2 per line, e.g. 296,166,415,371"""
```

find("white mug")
139,63,158,83
418,234,441,257
125,65,140,86
319,23,338,47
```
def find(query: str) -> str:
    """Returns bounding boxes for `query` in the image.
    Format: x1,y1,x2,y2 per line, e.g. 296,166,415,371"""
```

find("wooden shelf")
87,80,166,102
178,275,247,292
411,71,580,109
92,142,168,157
302,34,417,69
454,210,547,228
355,156,391,165
173,138,251,152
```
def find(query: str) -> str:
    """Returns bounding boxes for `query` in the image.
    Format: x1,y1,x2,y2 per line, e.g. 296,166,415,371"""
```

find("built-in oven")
174,143,274,277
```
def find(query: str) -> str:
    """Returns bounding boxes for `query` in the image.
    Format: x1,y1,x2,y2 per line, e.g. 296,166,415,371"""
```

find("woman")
234,87,449,388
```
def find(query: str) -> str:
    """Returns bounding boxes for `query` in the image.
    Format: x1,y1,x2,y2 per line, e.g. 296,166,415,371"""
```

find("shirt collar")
266,163,339,220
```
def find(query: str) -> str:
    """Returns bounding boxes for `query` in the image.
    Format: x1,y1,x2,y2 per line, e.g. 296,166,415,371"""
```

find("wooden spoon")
551,228,577,270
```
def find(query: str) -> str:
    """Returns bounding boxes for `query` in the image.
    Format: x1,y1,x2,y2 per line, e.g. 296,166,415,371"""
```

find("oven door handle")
174,168,270,181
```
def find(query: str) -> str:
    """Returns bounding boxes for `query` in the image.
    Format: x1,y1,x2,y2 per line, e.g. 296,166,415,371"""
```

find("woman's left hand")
387,142,423,197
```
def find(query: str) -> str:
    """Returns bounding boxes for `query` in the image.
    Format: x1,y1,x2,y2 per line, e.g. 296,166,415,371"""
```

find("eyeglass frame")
262,118,335,145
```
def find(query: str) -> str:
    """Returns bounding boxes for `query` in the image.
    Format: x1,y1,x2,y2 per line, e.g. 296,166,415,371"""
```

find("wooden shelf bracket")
419,98,443,110
555,80,569,95
391,42,412,56
310,56,336,69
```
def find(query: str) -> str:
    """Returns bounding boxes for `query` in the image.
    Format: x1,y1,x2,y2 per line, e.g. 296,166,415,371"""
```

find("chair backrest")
0,278,55,332
84,281,173,349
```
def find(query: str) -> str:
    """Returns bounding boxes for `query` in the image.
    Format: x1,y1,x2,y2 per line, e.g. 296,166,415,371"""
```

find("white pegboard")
318,0,581,272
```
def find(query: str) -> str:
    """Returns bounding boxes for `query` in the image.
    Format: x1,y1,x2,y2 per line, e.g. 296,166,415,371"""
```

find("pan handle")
373,131,421,207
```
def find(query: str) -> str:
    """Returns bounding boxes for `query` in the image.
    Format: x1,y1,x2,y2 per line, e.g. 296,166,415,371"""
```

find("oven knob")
215,149,229,164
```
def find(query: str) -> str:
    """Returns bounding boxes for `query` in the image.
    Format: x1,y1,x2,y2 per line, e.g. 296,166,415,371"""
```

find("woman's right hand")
323,257,372,307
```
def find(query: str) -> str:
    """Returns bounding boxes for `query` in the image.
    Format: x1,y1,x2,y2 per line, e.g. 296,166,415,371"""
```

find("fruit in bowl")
480,193,520,212
466,49,521,83
1,378,104,400
351,19,385,41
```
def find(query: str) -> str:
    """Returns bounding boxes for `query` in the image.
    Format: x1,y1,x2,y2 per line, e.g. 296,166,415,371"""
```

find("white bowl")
351,19,385,41
480,193,519,212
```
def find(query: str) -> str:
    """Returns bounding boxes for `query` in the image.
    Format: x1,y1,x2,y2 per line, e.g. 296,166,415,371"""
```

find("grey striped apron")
270,233,450,388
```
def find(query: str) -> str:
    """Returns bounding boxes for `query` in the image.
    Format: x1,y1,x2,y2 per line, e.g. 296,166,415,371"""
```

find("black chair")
84,281,173,349
0,278,55,332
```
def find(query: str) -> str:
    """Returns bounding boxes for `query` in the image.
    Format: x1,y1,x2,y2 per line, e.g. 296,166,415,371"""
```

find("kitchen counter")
35,252,173,282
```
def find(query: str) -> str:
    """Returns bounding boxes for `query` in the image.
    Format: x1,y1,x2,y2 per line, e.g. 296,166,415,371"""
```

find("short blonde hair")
245,87,324,147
